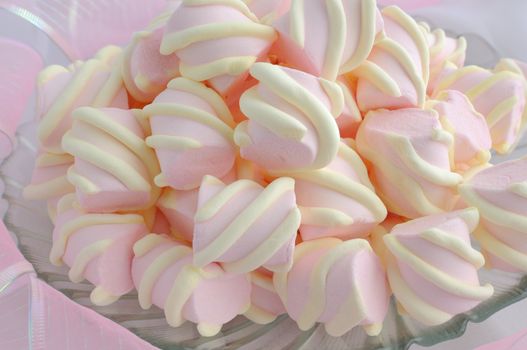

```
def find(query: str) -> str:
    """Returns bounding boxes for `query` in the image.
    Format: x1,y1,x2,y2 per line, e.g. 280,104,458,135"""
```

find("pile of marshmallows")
23,0,527,338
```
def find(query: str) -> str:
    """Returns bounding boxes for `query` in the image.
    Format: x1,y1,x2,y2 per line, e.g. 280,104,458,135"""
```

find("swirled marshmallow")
131,234,251,337
234,62,342,171
193,176,300,273
51,194,148,306
270,141,387,240
160,0,277,96
459,158,527,273
37,46,128,153
356,108,462,218
273,238,390,336
383,208,494,325
62,107,160,212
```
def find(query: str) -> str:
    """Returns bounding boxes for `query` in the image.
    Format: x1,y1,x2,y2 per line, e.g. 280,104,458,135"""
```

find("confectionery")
51,194,149,306
160,0,277,96
353,6,429,112
433,64,526,154
23,152,74,221
234,62,342,171
420,22,466,95
356,108,462,218
244,268,286,324
62,107,160,212
381,209,494,325
23,0,527,339
274,238,390,336
193,175,300,273
131,234,251,336
143,77,237,190
121,2,181,103
426,90,492,172
270,141,387,240
271,0,382,80
37,46,128,153
459,158,527,273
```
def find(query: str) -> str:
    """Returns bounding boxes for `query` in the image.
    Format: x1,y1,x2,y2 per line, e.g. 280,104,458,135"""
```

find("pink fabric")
0,38,43,158
0,0,167,59
475,328,527,350
0,221,158,349
378,0,441,10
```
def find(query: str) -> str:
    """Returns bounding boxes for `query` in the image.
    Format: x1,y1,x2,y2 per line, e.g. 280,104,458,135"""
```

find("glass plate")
1,1,527,349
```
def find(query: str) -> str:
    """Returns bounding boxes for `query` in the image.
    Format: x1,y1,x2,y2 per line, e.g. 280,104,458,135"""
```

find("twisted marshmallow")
434,65,526,154
426,90,492,172
354,6,429,112
459,158,527,273
244,269,286,324
234,62,342,171
121,2,181,103
144,78,236,190
62,107,160,212
160,0,277,96
51,194,148,306
383,209,494,325
24,152,74,220
193,176,301,273
356,108,462,218
494,58,527,149
270,141,387,241
420,22,466,95
273,238,390,336
37,46,128,153
132,234,251,336
271,0,382,80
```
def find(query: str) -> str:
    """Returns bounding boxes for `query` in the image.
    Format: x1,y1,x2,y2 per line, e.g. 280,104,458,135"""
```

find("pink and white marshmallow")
160,0,276,96
433,65,526,154
382,208,494,325
144,77,237,190
62,107,160,212
131,234,251,337
271,0,383,80
270,141,387,241
234,62,342,171
51,194,148,306
273,238,390,336
193,176,301,273
426,90,492,172
353,6,429,112
244,268,286,324
37,46,128,153
459,157,527,273
356,108,462,219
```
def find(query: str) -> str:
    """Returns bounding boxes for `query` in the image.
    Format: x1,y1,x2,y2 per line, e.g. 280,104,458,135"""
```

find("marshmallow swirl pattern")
271,141,387,241
459,158,527,273
121,2,181,103
131,234,251,337
160,0,277,96
274,238,390,336
354,6,429,112
383,209,494,325
193,176,301,273
234,62,342,171
244,269,286,324
272,0,381,80
51,194,148,306
356,108,462,219
144,78,236,190
421,22,466,95
434,65,526,154
426,90,492,172
37,46,128,153
62,107,160,212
